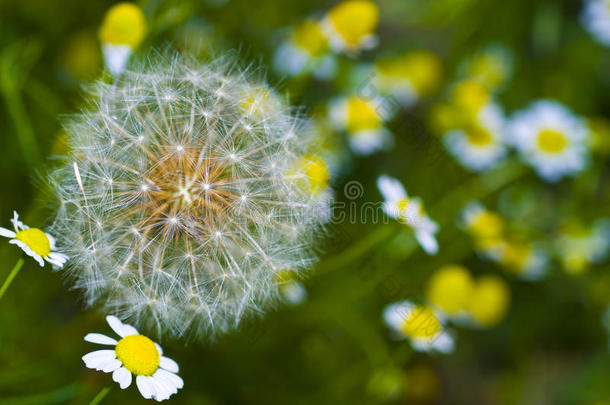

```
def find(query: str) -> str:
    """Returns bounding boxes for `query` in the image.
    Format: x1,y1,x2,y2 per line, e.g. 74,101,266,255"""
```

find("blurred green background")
1,0,610,404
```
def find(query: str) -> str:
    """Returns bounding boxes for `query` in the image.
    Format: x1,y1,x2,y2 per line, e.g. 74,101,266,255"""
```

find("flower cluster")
50,53,330,339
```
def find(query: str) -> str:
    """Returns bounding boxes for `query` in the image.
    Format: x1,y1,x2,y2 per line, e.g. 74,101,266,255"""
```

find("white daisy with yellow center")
99,2,147,76
479,238,548,281
377,175,439,255
322,0,379,54
329,96,393,155
444,102,507,171
82,316,183,401
507,100,589,182
582,0,610,47
383,300,454,353
0,211,68,268
274,20,336,79
460,202,505,241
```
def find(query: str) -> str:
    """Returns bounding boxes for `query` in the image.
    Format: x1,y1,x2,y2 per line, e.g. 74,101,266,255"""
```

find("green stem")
0,258,24,301
89,386,112,405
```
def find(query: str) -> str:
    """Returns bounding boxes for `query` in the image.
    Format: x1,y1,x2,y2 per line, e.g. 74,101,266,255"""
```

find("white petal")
148,376,171,401
84,333,117,345
0,227,16,238
155,369,184,390
102,44,132,76
112,367,132,389
10,239,45,266
159,356,179,373
377,175,407,202
136,375,153,399
101,359,122,373
152,372,178,395
383,301,414,331
106,315,139,338
415,231,438,255
82,350,116,369
46,233,56,249
155,343,163,355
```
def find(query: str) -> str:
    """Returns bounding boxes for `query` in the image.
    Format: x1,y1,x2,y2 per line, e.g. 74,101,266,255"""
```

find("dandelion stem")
0,258,24,301
89,385,112,405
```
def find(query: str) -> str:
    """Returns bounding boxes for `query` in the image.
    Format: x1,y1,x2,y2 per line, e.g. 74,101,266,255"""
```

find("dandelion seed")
83,315,183,401
383,301,454,353
377,175,439,255
50,53,329,338
0,211,68,268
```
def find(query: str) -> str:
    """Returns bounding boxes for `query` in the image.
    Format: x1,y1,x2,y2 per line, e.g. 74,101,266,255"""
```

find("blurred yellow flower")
292,20,329,58
588,117,610,155
295,155,331,195
556,219,610,275
461,202,506,240
467,275,510,327
99,2,147,48
452,80,491,115
324,0,379,53
426,265,474,317
464,46,513,91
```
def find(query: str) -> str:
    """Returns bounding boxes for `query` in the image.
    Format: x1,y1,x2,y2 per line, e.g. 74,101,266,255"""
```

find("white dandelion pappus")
50,53,329,339
444,102,507,171
83,316,183,401
0,211,68,268
582,0,610,46
383,300,454,353
507,100,590,182
377,175,439,255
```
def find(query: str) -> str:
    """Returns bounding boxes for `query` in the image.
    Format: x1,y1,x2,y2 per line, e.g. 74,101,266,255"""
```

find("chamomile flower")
0,211,68,268
555,219,610,274
329,96,393,155
451,80,491,117
426,265,474,319
466,275,510,328
377,175,439,255
507,100,590,182
99,2,147,76
322,0,379,54
82,316,183,401
479,238,548,281
372,50,443,106
444,102,508,171
582,0,610,46
274,20,336,79
460,202,505,241
461,45,513,91
383,301,454,353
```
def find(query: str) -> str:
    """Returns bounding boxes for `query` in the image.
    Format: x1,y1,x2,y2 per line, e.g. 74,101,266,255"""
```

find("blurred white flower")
321,0,379,54
444,102,508,171
50,53,329,338
0,211,68,268
83,316,183,401
329,96,393,155
478,238,548,281
507,100,590,182
582,0,610,46
556,219,610,274
377,175,439,255
460,45,514,91
383,300,454,353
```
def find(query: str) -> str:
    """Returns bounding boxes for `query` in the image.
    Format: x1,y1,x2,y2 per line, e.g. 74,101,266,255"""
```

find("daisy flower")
274,20,336,79
0,211,68,268
555,219,610,274
582,0,610,46
383,300,454,353
479,238,548,281
82,316,183,401
507,100,590,182
444,102,508,171
377,175,439,255
466,275,510,328
329,96,393,155
460,202,506,241
372,50,443,106
322,0,379,55
99,2,147,76
426,265,474,320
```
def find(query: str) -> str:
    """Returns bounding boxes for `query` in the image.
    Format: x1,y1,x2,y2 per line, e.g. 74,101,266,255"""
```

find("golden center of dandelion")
115,334,160,376
401,306,441,339
537,129,567,154
15,228,51,257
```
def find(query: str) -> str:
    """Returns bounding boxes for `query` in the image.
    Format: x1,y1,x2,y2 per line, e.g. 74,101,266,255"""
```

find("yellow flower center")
537,129,567,154
297,155,330,195
327,0,379,46
346,97,381,132
292,20,329,57
99,3,147,48
501,242,532,272
452,80,490,114
115,335,160,376
467,276,510,327
15,228,51,258
401,306,441,339
464,125,494,146
468,210,505,239
426,265,474,315
468,55,505,89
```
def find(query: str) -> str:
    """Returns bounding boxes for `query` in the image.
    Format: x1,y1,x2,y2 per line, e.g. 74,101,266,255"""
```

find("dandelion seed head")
50,52,329,339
